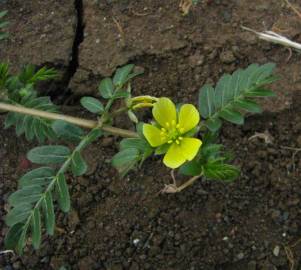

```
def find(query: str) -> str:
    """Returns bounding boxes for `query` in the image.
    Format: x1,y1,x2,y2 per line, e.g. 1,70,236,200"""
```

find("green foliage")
80,96,104,114
112,135,153,177
0,64,59,142
4,97,58,142
0,10,9,40
4,129,103,254
98,77,114,98
2,61,277,255
52,120,84,142
112,148,141,177
27,145,71,164
198,63,277,132
179,137,239,182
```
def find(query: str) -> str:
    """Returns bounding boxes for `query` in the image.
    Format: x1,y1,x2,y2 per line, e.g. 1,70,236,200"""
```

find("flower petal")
163,143,186,169
178,104,200,134
153,97,177,129
143,124,167,147
179,138,202,161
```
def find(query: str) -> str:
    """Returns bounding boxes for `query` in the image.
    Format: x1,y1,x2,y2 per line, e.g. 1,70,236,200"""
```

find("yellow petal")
153,97,177,129
143,124,167,147
163,143,186,169
178,104,200,134
179,138,202,161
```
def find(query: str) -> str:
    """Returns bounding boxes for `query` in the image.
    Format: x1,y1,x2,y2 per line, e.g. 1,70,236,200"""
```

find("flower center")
160,120,184,145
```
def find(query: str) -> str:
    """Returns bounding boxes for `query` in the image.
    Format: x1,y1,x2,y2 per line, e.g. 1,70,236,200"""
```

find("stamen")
179,137,183,140
161,128,166,132
160,131,165,136
168,140,173,144
175,140,180,144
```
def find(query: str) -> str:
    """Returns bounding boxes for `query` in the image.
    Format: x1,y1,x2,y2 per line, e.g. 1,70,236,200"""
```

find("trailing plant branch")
0,102,138,138
2,63,277,254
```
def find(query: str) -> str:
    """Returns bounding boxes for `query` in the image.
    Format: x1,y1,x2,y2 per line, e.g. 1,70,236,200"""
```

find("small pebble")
273,245,280,257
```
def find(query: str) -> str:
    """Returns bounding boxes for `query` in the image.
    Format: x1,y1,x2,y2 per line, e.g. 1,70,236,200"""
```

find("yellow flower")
143,97,202,169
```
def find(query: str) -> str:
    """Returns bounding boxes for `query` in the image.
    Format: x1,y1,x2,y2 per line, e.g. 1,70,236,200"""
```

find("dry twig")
241,26,301,52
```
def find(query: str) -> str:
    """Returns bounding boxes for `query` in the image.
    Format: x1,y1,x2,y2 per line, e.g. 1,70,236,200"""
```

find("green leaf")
120,138,153,164
0,10,8,18
203,162,239,181
112,148,140,177
16,228,27,255
42,191,55,235
27,145,70,164
19,167,54,188
5,223,24,250
205,117,222,132
0,21,8,29
234,99,262,113
4,112,17,129
128,110,138,123
179,160,203,176
245,89,276,97
0,32,9,40
215,74,232,109
113,91,130,99
80,97,104,113
120,138,150,152
219,109,244,125
71,151,87,176
136,122,144,138
5,204,32,226
125,70,144,82
154,144,169,155
31,208,41,249
56,173,70,212
52,120,84,142
28,67,58,83
99,77,114,99
8,186,42,207
4,95,59,143
199,84,215,118
113,64,134,87
201,144,223,159
84,129,103,145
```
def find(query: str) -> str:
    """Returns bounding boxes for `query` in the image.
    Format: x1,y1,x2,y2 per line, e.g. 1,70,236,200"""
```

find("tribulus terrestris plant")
0,62,277,253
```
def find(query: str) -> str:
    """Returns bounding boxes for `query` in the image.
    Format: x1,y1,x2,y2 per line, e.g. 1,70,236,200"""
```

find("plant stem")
176,174,203,192
0,102,138,138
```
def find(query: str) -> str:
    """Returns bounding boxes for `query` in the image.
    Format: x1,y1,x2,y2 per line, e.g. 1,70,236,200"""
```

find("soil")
0,0,301,270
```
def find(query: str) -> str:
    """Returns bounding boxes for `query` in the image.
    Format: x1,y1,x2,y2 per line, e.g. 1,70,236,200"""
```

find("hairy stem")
0,102,138,138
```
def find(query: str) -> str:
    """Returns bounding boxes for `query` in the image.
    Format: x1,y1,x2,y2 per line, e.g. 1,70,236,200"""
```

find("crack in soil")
62,0,84,90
